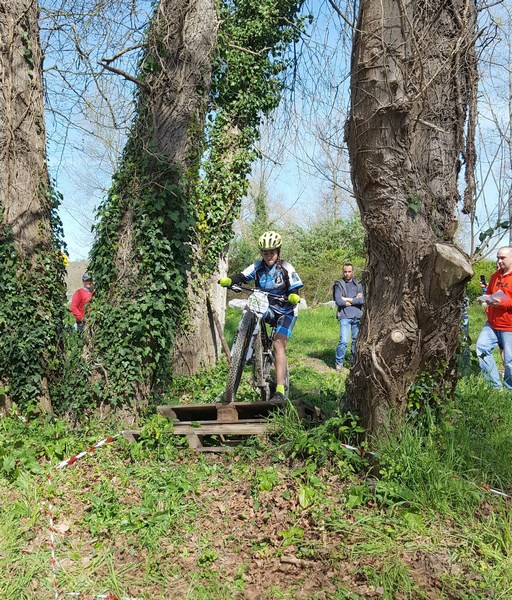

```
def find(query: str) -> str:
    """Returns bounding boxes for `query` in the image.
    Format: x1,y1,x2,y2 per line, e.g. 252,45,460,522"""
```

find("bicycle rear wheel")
254,330,289,402
224,311,256,404
253,330,273,402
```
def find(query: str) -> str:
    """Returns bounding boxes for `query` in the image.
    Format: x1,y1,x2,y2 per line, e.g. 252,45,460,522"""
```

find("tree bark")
142,0,224,376
144,0,217,159
345,0,477,432
0,0,50,253
172,257,228,375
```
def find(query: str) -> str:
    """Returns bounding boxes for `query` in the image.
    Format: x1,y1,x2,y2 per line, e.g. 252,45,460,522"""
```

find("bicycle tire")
254,330,273,401
224,311,256,404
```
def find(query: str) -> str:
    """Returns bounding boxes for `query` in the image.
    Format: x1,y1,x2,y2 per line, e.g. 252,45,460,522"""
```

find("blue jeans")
475,323,512,389
335,318,360,366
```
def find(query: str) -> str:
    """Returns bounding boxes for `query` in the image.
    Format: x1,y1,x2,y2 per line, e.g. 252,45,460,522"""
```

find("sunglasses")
261,249,278,256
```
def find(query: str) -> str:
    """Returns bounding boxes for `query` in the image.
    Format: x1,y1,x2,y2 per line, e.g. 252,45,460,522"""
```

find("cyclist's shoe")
271,391,286,404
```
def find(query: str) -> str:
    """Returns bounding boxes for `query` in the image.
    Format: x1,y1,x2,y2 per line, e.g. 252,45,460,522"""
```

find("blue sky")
44,0,353,261
43,0,509,262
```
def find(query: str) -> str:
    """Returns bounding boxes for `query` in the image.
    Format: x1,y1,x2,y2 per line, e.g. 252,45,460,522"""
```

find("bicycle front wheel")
224,311,256,404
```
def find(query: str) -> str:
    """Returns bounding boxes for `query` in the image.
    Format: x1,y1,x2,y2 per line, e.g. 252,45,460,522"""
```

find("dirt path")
299,356,336,375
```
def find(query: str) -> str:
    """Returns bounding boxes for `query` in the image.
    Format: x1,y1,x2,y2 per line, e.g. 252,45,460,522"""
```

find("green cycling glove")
288,293,301,305
219,277,232,287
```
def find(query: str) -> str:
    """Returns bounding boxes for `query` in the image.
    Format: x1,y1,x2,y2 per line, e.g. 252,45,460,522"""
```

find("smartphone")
480,275,487,285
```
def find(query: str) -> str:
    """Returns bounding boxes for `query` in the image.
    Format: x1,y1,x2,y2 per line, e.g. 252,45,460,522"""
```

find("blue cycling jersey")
240,259,303,315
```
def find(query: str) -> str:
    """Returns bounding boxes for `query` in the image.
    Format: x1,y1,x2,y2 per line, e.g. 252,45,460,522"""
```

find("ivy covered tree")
0,0,67,412
176,0,309,373
77,0,307,410
76,0,219,410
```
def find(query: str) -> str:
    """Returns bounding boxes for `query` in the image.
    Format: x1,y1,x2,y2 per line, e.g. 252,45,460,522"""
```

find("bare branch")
325,0,354,29
99,60,148,89
101,42,146,64
228,43,270,56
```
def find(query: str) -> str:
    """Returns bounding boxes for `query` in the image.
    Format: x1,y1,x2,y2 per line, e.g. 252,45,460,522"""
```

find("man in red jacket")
70,273,94,332
475,247,512,389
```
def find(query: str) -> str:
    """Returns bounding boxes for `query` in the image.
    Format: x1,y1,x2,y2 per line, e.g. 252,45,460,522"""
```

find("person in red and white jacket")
70,273,94,332
476,247,512,389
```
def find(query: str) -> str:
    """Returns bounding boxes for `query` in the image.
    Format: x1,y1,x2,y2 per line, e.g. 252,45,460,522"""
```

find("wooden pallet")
156,399,286,422
122,399,318,452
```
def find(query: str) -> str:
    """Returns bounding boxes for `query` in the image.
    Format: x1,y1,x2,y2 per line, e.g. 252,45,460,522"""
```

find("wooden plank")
121,430,140,442
123,399,319,451
159,400,281,411
156,400,285,423
173,423,269,435
175,418,266,426
121,420,268,443
156,406,178,419
196,446,233,453
217,404,239,422
186,433,203,449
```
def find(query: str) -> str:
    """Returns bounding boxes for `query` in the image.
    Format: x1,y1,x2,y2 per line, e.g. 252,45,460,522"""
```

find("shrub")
467,260,495,301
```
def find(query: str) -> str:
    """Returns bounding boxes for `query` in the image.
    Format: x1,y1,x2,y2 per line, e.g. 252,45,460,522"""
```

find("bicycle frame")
223,285,287,403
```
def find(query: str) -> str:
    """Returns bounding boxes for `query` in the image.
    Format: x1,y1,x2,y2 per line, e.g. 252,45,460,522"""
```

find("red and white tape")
66,593,141,599
339,442,375,456
449,474,512,500
54,435,118,470
47,435,140,600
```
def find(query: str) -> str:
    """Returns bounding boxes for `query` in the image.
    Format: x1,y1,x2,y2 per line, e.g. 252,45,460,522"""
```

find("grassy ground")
1,302,512,599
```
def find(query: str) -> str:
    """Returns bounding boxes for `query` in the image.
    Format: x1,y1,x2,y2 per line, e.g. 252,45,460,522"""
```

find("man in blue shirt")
219,231,303,402
333,263,364,371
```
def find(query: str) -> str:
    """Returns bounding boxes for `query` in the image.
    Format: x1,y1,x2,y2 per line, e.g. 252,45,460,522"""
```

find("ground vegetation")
1,303,511,598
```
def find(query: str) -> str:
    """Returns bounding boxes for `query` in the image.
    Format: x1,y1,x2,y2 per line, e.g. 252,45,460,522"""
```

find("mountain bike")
224,285,289,404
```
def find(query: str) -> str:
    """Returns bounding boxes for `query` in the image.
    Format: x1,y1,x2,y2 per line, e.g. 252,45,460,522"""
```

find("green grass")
1,301,512,598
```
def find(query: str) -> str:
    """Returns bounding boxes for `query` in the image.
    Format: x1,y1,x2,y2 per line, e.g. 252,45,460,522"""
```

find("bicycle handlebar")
228,284,286,301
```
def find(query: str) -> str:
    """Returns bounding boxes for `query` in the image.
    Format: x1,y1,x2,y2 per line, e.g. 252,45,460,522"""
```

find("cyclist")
219,231,303,402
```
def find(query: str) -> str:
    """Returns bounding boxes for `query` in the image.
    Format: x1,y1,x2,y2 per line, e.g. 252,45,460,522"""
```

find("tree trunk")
145,0,217,159
131,0,224,377
172,256,228,375
345,0,477,432
0,1,65,413
87,0,219,406
0,1,49,252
